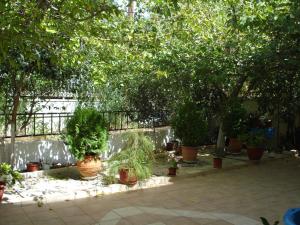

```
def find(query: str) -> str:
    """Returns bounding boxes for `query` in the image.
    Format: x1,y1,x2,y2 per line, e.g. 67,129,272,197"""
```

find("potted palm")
108,133,155,186
171,102,208,162
239,130,265,160
0,163,23,201
223,101,247,154
64,107,108,179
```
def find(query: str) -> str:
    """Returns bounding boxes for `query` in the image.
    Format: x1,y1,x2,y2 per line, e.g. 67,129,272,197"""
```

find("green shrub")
64,107,108,160
238,130,265,148
171,102,208,147
109,132,155,180
0,163,23,187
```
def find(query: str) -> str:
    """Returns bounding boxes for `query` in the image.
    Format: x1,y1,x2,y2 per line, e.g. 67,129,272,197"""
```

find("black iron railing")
0,111,170,138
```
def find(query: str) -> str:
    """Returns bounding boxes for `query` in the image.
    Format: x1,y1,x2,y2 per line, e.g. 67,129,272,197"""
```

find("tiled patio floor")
1,157,299,225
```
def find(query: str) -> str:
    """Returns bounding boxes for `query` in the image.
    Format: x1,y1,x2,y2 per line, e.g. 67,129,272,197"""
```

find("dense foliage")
2,0,300,151
172,102,208,146
223,101,247,138
64,107,108,160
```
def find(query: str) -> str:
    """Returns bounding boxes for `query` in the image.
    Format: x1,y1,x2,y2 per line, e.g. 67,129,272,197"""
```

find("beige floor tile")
22,204,52,213
32,218,65,225
0,206,25,217
62,214,95,225
1,158,300,225
0,214,32,225
54,205,86,217
26,210,59,222
125,213,164,225
161,217,200,225
205,220,233,225
48,200,76,209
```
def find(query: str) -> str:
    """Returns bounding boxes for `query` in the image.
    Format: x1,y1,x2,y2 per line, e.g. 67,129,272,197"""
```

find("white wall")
0,127,173,170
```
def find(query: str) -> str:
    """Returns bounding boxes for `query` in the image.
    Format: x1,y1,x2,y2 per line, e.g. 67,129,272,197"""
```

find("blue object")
284,208,300,225
265,127,275,140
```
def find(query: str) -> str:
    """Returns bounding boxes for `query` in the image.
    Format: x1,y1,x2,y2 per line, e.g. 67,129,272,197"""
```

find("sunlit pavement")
1,157,299,225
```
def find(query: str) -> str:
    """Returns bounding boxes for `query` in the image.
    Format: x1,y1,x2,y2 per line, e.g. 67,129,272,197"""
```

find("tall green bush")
172,102,208,147
64,107,108,160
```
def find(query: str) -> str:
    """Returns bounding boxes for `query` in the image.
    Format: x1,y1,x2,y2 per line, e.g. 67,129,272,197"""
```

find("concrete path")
0,158,299,225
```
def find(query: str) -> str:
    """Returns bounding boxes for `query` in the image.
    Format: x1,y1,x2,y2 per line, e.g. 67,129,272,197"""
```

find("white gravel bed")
2,168,172,205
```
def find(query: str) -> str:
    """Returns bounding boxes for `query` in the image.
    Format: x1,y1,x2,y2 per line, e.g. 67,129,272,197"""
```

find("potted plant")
108,133,155,186
223,101,247,154
239,130,265,160
26,162,40,172
0,163,23,201
171,101,208,162
64,107,108,179
213,148,224,169
168,155,178,176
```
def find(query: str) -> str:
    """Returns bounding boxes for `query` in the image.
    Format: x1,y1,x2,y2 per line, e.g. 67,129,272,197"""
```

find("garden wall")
0,127,173,170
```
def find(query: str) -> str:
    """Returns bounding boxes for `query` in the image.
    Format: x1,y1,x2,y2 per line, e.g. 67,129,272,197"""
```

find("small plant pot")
119,168,137,186
247,148,264,160
168,167,177,176
0,181,5,202
213,157,222,169
26,162,40,172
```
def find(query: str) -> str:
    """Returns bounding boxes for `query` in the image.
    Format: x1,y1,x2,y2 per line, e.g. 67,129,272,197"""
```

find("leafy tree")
0,0,119,166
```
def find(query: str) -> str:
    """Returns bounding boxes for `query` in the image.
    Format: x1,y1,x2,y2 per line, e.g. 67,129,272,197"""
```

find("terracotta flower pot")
26,162,40,172
247,148,264,160
77,155,101,179
168,167,177,176
0,181,5,202
228,138,242,154
213,157,222,169
119,168,137,186
182,146,198,162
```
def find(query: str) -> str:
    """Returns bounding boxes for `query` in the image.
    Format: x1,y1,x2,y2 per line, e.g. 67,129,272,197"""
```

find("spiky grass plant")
108,132,155,180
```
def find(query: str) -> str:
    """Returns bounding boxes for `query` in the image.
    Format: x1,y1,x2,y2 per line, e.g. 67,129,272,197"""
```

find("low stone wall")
0,126,173,170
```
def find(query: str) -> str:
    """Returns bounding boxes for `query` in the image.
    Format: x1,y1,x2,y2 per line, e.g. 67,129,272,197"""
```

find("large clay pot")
247,147,264,160
213,157,222,169
77,155,101,179
182,146,198,162
0,181,5,202
228,138,242,154
26,162,40,172
119,168,137,186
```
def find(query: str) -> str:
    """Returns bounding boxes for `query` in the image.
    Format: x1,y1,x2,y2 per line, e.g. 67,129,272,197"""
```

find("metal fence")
0,111,170,138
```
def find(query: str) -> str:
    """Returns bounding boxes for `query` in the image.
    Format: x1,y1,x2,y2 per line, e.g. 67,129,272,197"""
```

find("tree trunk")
216,75,248,150
10,93,20,168
127,0,136,17
216,122,225,150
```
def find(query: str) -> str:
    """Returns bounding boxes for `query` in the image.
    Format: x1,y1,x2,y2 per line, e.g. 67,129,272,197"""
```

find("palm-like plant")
108,132,155,180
